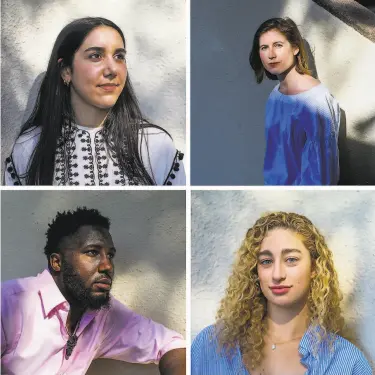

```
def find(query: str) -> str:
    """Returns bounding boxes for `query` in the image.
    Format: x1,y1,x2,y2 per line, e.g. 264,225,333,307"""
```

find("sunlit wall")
191,0,375,184
1,0,186,170
1,190,186,375
192,190,375,371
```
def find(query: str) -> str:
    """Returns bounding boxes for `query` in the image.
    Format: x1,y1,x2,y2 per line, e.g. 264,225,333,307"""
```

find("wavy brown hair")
215,212,344,370
249,17,312,84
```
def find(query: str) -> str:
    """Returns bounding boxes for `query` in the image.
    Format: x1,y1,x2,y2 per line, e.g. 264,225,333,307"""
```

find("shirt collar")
38,269,68,318
299,324,336,365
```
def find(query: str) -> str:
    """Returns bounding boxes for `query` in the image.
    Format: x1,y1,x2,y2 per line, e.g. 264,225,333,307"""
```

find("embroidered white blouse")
5,124,185,186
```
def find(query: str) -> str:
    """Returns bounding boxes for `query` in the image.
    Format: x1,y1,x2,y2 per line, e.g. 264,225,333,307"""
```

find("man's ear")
50,253,62,272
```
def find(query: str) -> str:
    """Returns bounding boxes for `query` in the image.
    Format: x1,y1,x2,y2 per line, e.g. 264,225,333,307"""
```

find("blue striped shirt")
191,325,372,374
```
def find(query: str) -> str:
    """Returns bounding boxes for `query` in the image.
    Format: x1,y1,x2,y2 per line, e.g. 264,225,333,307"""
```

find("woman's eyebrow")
84,46,126,54
258,248,302,257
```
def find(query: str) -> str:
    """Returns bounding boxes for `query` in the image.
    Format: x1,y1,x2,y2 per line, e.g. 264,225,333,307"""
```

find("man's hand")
159,348,186,375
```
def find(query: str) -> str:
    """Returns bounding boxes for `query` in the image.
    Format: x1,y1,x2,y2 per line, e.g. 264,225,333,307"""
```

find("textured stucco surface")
1,0,186,173
192,190,375,370
191,0,375,185
1,190,186,375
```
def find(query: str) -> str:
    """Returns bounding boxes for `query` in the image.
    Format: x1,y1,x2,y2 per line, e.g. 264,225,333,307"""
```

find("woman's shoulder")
5,127,42,185
193,325,217,345
14,126,42,145
332,334,372,369
141,125,174,149
192,325,219,358
192,325,219,355
139,124,185,186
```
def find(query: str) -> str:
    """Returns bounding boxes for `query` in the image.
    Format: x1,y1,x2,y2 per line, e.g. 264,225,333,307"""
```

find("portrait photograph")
1,1,186,186
1,190,186,375
191,190,374,374
191,0,375,185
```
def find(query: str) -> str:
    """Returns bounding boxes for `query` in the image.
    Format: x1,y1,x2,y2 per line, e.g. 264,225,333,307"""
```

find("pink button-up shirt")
1,269,185,375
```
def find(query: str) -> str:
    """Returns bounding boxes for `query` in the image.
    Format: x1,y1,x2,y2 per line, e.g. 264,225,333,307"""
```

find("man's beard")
61,261,112,311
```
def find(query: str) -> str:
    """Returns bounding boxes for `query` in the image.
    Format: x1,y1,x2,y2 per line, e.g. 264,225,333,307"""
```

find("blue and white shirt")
192,325,372,375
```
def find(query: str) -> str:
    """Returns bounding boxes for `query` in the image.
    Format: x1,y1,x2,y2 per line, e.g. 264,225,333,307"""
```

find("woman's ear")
60,66,72,85
293,46,300,56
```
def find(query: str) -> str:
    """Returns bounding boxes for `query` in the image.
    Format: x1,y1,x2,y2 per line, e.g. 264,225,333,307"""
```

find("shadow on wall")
1,191,186,375
191,0,374,185
191,190,375,370
303,39,374,185
1,1,186,174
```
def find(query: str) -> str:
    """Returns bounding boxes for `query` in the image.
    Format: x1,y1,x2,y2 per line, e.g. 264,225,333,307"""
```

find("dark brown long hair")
19,17,170,185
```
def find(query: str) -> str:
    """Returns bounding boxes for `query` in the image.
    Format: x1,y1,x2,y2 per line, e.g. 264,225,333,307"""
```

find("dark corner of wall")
312,0,375,43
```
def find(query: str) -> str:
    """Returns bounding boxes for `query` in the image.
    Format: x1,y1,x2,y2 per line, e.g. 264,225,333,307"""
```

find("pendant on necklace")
271,344,276,350
65,334,78,359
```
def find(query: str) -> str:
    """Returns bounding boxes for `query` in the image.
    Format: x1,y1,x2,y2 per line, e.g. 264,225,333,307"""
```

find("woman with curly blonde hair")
192,212,371,375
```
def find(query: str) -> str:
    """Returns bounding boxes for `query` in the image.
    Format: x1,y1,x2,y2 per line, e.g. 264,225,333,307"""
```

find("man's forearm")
159,348,186,375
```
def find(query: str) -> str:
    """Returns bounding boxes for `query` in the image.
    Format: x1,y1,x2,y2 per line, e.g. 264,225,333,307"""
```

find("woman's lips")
98,84,119,92
269,286,291,295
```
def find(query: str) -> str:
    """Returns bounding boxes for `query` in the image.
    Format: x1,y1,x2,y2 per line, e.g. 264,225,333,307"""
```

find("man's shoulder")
105,296,137,319
1,274,42,315
1,274,39,297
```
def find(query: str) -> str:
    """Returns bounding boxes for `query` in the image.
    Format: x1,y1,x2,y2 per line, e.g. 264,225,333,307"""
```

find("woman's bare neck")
265,301,309,343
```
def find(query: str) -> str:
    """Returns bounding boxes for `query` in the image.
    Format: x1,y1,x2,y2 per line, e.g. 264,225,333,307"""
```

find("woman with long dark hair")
4,17,185,186
249,18,340,186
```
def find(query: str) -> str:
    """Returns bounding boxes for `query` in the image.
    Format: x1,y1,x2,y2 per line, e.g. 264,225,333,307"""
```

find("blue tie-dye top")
263,83,340,185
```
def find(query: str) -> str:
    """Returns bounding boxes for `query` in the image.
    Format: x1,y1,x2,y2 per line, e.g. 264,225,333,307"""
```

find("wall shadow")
303,39,319,79
1,190,186,375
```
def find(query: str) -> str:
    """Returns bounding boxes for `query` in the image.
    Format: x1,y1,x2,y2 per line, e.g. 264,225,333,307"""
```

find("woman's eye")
108,253,115,259
89,53,101,59
276,44,282,48
286,257,298,263
260,259,272,265
115,54,126,61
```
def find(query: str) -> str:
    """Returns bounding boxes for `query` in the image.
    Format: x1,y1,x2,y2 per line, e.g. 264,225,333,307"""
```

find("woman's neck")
277,64,303,94
70,90,109,128
265,300,309,343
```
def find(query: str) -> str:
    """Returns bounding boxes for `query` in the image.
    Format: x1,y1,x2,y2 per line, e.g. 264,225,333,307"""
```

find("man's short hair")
44,207,110,259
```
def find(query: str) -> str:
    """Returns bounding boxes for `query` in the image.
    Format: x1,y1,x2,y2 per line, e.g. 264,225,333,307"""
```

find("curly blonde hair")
215,212,344,369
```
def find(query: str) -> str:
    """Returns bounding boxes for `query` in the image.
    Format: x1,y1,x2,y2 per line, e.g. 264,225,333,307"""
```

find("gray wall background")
192,190,375,371
1,190,186,375
191,0,375,185
1,0,186,172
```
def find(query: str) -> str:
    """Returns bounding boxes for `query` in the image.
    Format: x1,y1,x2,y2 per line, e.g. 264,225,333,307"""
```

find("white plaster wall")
1,190,186,375
192,190,375,371
191,0,375,185
1,0,186,170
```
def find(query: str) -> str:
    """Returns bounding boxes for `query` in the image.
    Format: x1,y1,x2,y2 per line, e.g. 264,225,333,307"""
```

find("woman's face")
258,29,299,76
257,228,313,308
63,25,127,113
